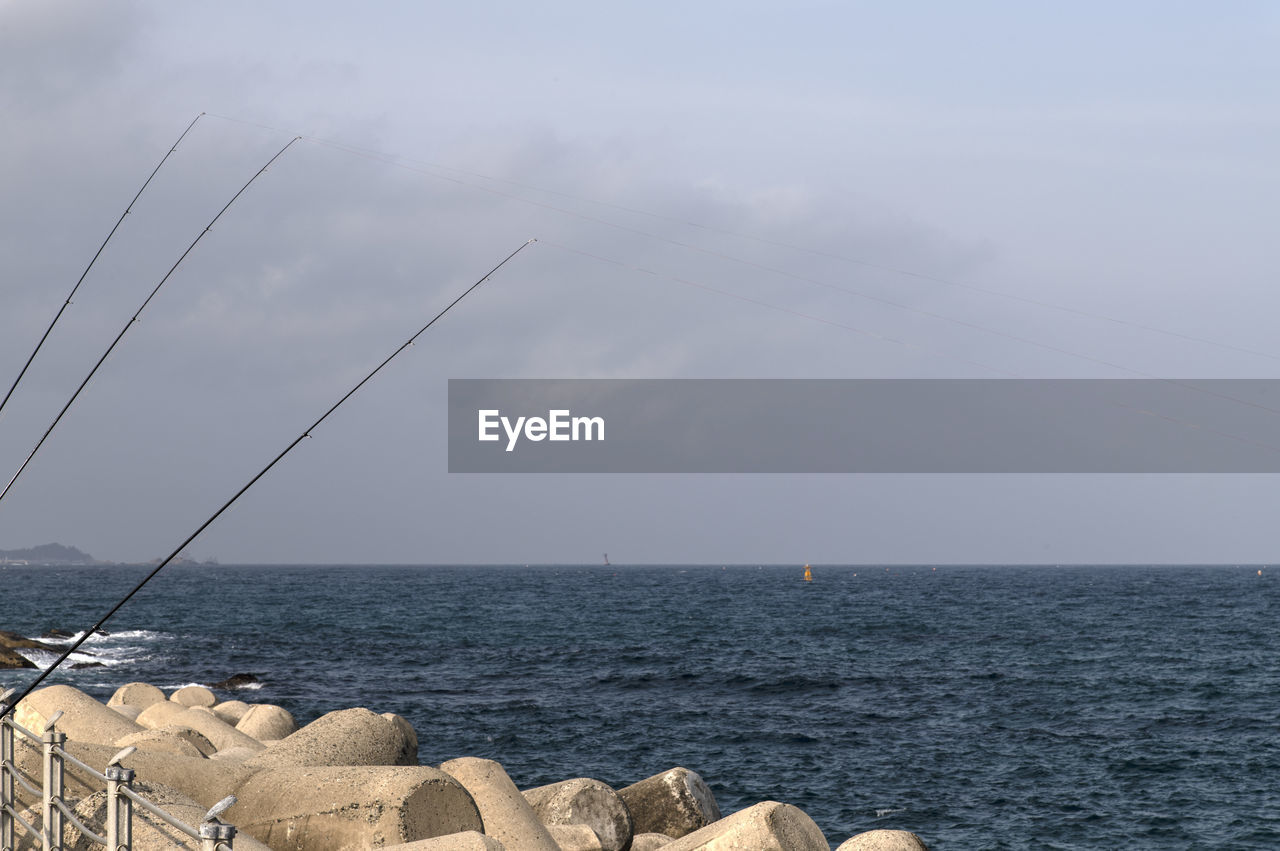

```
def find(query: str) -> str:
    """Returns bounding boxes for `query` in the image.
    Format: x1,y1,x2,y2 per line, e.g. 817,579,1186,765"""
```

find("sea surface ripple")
2,564,1277,849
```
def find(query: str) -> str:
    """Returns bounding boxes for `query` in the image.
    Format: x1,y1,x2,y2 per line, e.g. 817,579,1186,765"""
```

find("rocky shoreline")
1,680,930,850
0,629,117,671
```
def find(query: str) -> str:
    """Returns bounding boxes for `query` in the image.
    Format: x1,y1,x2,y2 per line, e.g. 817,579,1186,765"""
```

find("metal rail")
0,692,236,851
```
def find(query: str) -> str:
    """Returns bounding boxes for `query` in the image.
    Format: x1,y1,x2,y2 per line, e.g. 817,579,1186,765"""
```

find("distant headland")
0,542,100,565
0,543,215,566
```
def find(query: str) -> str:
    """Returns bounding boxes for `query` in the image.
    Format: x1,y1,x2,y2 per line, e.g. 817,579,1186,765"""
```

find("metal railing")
1,690,237,851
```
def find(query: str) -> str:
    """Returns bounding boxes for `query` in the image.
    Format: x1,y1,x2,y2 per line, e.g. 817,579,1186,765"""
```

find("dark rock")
0,629,61,653
70,662,105,670
0,646,36,669
42,628,76,639
208,673,260,690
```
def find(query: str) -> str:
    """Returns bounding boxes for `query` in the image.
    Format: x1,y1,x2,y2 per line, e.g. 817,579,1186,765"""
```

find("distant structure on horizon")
0,542,98,565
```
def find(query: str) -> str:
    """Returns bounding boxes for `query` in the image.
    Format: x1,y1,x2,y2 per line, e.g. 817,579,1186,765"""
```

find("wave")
152,681,261,692
15,648,138,670
91,629,167,642
14,627,168,672
41,629,168,644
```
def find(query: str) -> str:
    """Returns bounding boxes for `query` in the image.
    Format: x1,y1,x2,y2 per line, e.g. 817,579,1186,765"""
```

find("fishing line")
0,238,536,718
0,114,205,423
159,120,1280,444
215,120,1276,385
204,112,1280,367
0,137,300,509
438,165,1280,368
291,137,1096,374
307,129,1280,425
201,116,1280,442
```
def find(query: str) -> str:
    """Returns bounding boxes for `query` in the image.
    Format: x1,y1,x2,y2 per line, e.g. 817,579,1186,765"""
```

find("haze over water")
3,563,1277,848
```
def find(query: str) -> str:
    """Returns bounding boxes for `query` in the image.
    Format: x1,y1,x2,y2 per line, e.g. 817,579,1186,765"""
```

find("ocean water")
2,564,1278,849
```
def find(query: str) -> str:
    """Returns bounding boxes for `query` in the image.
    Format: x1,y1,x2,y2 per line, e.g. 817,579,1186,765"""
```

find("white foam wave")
92,629,166,642
160,681,265,694
14,625,168,672
15,648,130,670
40,629,167,645
875,808,905,818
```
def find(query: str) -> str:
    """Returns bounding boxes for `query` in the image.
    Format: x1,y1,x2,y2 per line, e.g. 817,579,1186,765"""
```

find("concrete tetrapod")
617,768,721,839
14,684,143,746
156,725,218,756
439,757,561,851
631,835,676,851
245,706,417,770
380,833,506,851
523,777,634,851
235,703,298,740
227,765,483,851
835,829,931,850
169,685,217,707
135,700,189,730
8,734,254,809
114,728,209,759
661,801,829,851
383,712,421,763
60,780,272,851
169,706,266,753
547,823,605,851
212,699,252,725
107,681,167,710
110,704,145,722
209,746,263,762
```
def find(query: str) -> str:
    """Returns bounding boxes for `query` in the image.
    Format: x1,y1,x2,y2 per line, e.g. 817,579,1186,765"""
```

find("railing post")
198,821,235,851
41,723,65,851
1,711,14,851
200,796,237,851
105,764,134,851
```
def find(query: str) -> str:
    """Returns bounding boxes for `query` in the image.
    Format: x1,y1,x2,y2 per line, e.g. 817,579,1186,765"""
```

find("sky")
1,1,1278,564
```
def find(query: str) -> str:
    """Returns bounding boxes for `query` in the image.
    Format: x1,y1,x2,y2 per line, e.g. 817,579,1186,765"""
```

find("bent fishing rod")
0,114,205,423
0,238,537,719
0,137,299,510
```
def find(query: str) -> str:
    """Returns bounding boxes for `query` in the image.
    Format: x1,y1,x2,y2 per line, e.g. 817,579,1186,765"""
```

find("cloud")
0,0,143,112
2,3,1278,563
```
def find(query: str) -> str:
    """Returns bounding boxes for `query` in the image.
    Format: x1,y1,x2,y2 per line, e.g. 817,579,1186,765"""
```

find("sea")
1,564,1277,849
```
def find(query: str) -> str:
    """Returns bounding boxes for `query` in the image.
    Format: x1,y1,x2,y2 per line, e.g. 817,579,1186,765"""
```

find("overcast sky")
1,1,1278,564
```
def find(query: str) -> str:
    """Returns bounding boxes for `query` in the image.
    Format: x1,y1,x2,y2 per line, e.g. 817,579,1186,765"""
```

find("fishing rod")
0,137,299,510
0,237,536,719
0,114,205,423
